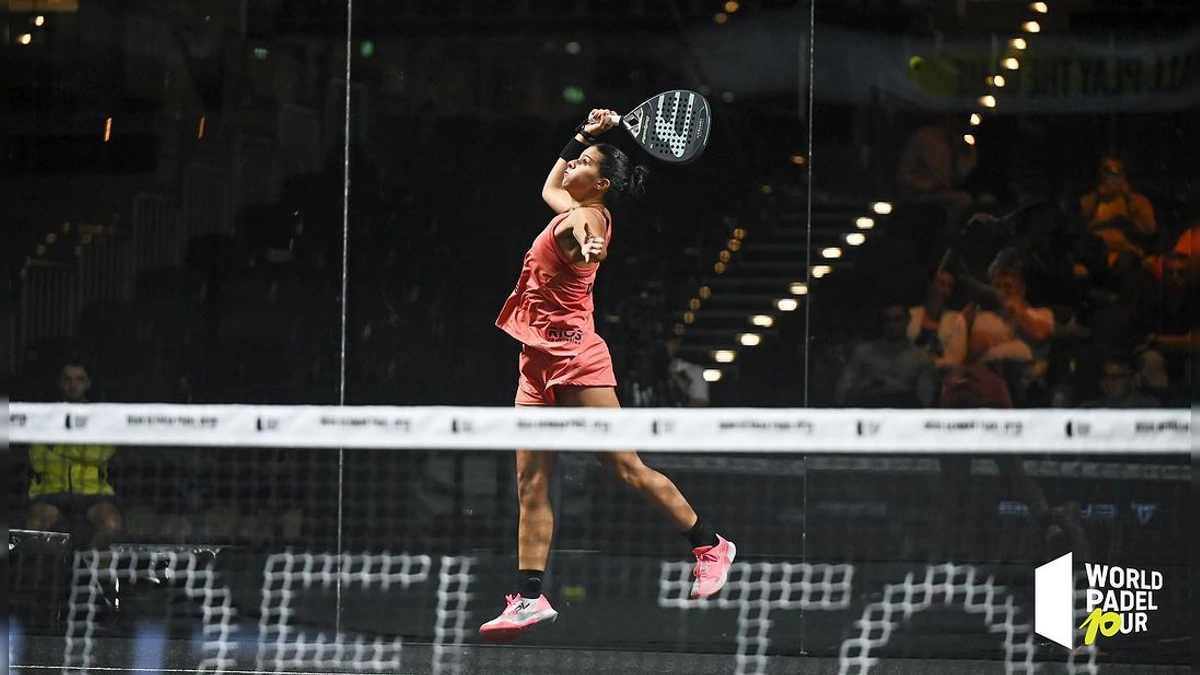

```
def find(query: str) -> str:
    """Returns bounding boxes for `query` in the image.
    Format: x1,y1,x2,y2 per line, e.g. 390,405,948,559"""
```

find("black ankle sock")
519,569,543,599
684,520,719,549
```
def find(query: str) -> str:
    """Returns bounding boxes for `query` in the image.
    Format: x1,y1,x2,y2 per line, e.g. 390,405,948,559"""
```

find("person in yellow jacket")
26,360,123,548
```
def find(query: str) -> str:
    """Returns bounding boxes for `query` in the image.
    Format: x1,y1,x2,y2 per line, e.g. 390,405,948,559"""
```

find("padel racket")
606,90,711,165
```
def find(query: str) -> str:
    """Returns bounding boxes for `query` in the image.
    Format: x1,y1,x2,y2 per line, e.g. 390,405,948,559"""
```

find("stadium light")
712,350,737,363
738,333,762,347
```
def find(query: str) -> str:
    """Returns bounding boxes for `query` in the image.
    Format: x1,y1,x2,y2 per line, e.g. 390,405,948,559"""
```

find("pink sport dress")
496,206,616,405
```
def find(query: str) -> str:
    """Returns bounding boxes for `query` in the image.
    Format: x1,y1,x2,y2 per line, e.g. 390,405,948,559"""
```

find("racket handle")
608,113,621,124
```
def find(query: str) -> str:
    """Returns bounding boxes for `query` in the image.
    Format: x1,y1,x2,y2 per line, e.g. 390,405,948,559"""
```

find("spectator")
967,259,1056,365
896,114,980,228
664,335,709,407
1135,252,1192,360
1080,354,1160,408
908,268,968,369
25,359,123,548
834,302,937,407
1134,349,1187,407
1078,154,1157,257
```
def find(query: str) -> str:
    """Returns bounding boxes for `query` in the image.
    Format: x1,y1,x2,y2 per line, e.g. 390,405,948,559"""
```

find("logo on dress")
546,326,583,343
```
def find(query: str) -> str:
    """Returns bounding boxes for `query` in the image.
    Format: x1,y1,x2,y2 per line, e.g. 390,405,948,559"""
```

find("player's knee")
607,459,647,488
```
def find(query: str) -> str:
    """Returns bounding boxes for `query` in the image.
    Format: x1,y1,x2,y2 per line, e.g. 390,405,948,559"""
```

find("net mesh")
8,406,1191,675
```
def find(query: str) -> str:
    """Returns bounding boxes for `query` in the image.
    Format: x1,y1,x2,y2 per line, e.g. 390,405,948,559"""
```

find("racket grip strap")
574,123,598,145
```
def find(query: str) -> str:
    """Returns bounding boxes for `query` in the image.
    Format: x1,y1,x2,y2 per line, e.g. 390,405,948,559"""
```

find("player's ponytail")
594,143,649,204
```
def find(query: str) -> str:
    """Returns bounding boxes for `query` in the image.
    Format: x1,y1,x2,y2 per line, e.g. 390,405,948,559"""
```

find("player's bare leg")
558,385,735,598
515,449,557,571
480,437,561,642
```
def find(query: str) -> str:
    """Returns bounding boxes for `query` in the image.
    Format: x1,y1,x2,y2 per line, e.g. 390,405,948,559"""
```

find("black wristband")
560,137,588,162
575,124,598,145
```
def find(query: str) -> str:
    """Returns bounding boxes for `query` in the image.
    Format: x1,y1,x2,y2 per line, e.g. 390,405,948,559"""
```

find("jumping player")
479,109,736,643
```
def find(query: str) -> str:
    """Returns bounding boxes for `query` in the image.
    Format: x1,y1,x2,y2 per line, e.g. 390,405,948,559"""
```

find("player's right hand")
582,109,617,137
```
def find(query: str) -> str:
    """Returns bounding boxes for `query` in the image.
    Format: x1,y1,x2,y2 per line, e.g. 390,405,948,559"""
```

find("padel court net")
8,404,1191,675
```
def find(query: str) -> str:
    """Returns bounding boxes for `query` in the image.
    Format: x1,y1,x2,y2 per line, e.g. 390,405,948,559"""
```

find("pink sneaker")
691,535,736,599
478,594,558,643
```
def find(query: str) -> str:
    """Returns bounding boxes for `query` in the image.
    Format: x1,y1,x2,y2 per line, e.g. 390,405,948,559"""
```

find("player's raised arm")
542,109,617,214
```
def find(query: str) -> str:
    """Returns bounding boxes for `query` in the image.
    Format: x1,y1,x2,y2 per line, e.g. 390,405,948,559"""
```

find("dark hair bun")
629,165,650,200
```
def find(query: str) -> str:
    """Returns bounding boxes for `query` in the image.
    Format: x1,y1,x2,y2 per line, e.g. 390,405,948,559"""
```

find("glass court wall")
8,1,1192,673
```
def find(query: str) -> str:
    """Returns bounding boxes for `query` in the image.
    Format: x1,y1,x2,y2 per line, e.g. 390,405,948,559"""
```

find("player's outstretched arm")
556,208,608,264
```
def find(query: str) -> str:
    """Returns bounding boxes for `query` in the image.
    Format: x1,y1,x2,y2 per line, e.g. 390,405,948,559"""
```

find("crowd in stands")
826,141,1192,411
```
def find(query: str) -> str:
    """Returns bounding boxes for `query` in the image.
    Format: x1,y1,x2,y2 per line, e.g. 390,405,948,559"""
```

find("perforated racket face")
620,90,711,165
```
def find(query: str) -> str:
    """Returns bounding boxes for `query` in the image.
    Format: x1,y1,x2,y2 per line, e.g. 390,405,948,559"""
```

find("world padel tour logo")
1035,553,1163,649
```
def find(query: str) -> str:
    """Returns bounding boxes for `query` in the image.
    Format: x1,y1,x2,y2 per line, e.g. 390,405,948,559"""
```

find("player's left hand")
582,234,604,263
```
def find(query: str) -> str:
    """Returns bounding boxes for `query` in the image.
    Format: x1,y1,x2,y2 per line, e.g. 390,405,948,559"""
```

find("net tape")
9,403,1191,454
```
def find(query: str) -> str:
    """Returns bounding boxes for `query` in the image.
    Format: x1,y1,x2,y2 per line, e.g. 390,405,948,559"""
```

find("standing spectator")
25,359,123,548
665,335,709,407
835,303,937,407
896,114,980,228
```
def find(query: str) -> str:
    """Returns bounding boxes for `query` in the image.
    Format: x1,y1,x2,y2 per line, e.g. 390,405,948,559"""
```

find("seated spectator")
1135,349,1188,407
967,261,1056,365
1132,251,1191,375
1078,154,1157,257
1080,354,1160,408
907,268,967,369
25,359,123,548
835,303,937,407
